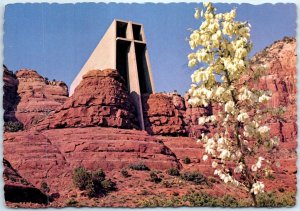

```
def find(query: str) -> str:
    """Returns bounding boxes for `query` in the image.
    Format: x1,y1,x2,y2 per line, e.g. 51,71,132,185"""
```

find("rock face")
142,93,186,136
250,37,297,143
3,68,69,128
38,69,139,130
3,65,19,122
3,127,181,194
183,94,212,137
3,159,49,204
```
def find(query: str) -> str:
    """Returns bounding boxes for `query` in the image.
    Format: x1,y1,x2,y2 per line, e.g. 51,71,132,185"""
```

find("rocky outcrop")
37,69,139,130
183,94,213,137
3,65,19,122
142,93,186,136
3,159,49,204
4,127,181,194
3,68,69,128
250,37,297,143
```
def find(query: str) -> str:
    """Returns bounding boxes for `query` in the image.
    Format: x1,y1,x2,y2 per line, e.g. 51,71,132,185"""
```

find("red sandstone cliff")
142,93,186,136
37,69,139,130
3,68,69,128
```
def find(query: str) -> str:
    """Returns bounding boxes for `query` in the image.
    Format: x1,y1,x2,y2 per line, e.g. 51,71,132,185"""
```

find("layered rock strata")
37,69,139,130
142,93,186,136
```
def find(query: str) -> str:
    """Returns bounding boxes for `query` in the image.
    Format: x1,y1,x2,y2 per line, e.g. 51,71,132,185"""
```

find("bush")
4,121,24,132
66,198,78,206
182,191,219,206
149,171,162,183
257,191,296,207
162,181,172,188
167,167,180,176
121,168,130,178
183,157,191,164
180,171,207,185
129,163,150,171
40,181,50,193
72,167,116,198
73,167,92,190
101,179,117,191
183,191,239,207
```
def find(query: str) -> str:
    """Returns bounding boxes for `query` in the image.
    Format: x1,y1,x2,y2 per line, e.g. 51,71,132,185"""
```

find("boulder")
142,93,186,136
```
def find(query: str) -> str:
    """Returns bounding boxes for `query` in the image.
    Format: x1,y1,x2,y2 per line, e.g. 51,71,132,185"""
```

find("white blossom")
251,181,265,195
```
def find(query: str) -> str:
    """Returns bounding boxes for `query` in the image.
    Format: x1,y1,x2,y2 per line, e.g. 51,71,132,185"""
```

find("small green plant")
167,167,180,176
72,167,116,198
162,181,172,188
180,171,206,185
20,178,29,185
183,156,191,164
121,168,130,178
173,192,179,196
4,121,24,132
40,181,50,193
73,167,91,190
129,163,150,171
149,171,162,183
67,198,78,206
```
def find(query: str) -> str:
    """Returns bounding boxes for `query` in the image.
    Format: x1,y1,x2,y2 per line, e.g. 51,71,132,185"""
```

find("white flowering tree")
187,2,281,206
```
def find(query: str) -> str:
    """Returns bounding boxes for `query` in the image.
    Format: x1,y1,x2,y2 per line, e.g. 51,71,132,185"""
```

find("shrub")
257,191,296,207
121,168,130,178
73,167,92,190
183,156,191,164
67,198,78,206
149,171,162,183
40,181,50,193
72,167,116,198
162,181,172,188
182,191,219,206
129,163,150,171
4,121,24,132
167,167,180,176
101,179,117,192
180,171,206,185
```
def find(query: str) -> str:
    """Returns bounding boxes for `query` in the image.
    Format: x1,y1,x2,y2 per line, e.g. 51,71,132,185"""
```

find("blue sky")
4,3,296,95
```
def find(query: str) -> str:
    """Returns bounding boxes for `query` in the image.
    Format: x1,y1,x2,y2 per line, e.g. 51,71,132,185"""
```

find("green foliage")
40,181,50,193
121,168,130,178
136,190,295,207
162,181,172,188
129,163,150,171
73,167,92,190
257,191,296,207
167,167,180,176
4,121,24,132
149,171,162,183
100,179,117,191
183,156,191,164
182,191,219,206
180,171,207,185
66,198,78,206
72,167,116,198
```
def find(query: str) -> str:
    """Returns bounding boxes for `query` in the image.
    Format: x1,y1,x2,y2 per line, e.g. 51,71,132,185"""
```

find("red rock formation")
3,65,19,122
3,68,69,128
4,127,181,194
142,93,186,136
37,69,139,130
183,94,213,137
3,159,49,204
250,37,297,143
